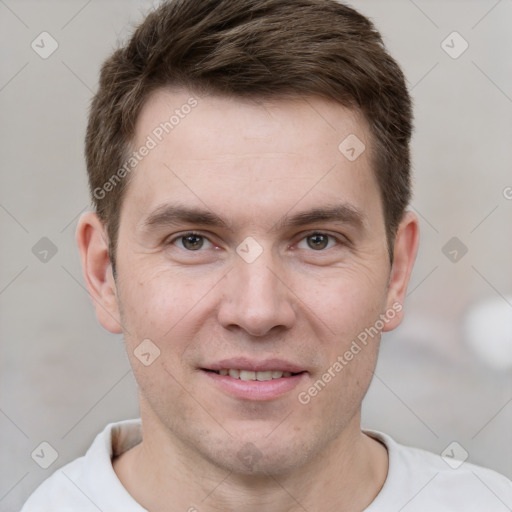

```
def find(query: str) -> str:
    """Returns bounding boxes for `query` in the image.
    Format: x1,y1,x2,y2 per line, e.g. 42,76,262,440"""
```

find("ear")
76,212,123,333
382,211,420,332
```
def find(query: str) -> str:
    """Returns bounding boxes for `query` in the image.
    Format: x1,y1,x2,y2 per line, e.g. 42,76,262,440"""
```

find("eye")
171,233,213,251
297,233,339,251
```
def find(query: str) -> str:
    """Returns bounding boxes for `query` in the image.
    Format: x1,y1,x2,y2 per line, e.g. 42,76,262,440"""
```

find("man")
21,0,512,510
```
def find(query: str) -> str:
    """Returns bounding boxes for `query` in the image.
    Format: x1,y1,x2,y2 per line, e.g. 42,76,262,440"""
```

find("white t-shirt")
21,418,512,511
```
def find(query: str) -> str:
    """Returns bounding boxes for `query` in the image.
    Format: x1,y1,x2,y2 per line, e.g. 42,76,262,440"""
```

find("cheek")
295,334,380,439
298,267,387,418
117,262,210,339
303,266,388,342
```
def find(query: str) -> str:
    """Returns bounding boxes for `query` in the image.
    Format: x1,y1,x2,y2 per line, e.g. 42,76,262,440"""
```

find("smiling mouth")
202,369,305,381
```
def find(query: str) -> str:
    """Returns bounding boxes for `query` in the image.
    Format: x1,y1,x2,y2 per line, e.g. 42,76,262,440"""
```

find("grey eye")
181,234,204,250
306,234,329,250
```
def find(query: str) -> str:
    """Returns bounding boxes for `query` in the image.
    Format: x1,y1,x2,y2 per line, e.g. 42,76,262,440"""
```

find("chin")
199,430,318,476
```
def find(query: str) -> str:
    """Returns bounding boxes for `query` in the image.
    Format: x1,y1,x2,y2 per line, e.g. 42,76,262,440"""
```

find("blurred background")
1,0,511,509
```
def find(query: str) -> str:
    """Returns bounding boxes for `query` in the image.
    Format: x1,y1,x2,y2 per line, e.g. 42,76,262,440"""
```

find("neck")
113,406,388,512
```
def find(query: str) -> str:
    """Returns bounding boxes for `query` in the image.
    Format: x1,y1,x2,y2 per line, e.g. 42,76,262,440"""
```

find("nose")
217,252,296,337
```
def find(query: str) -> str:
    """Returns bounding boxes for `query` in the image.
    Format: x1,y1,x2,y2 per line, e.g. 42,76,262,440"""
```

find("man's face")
109,89,401,473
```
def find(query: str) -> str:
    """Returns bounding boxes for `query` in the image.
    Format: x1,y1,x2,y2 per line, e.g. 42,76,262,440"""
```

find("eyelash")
167,231,346,251
169,232,214,250
296,232,341,251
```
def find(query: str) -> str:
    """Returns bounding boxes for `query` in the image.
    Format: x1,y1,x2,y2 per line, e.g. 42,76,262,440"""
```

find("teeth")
239,370,256,381
216,369,297,380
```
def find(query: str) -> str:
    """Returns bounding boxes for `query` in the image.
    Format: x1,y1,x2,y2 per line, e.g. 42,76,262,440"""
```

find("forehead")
122,88,381,227
135,88,370,158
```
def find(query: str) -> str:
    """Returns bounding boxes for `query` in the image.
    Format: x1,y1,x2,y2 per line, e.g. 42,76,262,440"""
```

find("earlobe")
76,212,123,334
382,211,420,332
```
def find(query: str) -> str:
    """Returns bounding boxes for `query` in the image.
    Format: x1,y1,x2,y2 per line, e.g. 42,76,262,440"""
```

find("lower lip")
201,370,307,401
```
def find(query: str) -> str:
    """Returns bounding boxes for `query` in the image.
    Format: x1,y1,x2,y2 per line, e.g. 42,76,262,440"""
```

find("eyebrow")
140,203,365,233
273,204,365,231
141,204,231,231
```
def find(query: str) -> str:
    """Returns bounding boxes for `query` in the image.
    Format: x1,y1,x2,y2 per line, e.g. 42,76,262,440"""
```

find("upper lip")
202,357,307,373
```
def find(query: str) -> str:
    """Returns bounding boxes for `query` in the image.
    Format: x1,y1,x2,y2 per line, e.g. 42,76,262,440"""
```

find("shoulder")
21,419,144,512
21,454,95,511
365,430,512,511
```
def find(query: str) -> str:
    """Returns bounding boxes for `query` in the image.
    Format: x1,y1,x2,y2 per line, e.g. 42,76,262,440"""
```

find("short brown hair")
85,0,412,272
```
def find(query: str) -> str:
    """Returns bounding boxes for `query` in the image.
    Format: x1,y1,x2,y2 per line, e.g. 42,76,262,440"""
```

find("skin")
77,89,419,512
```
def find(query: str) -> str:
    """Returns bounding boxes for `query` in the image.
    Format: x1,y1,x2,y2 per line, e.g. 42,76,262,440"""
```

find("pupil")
308,234,328,250
183,235,203,250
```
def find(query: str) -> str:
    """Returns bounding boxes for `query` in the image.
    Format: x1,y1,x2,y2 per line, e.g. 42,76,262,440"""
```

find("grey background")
1,0,511,509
